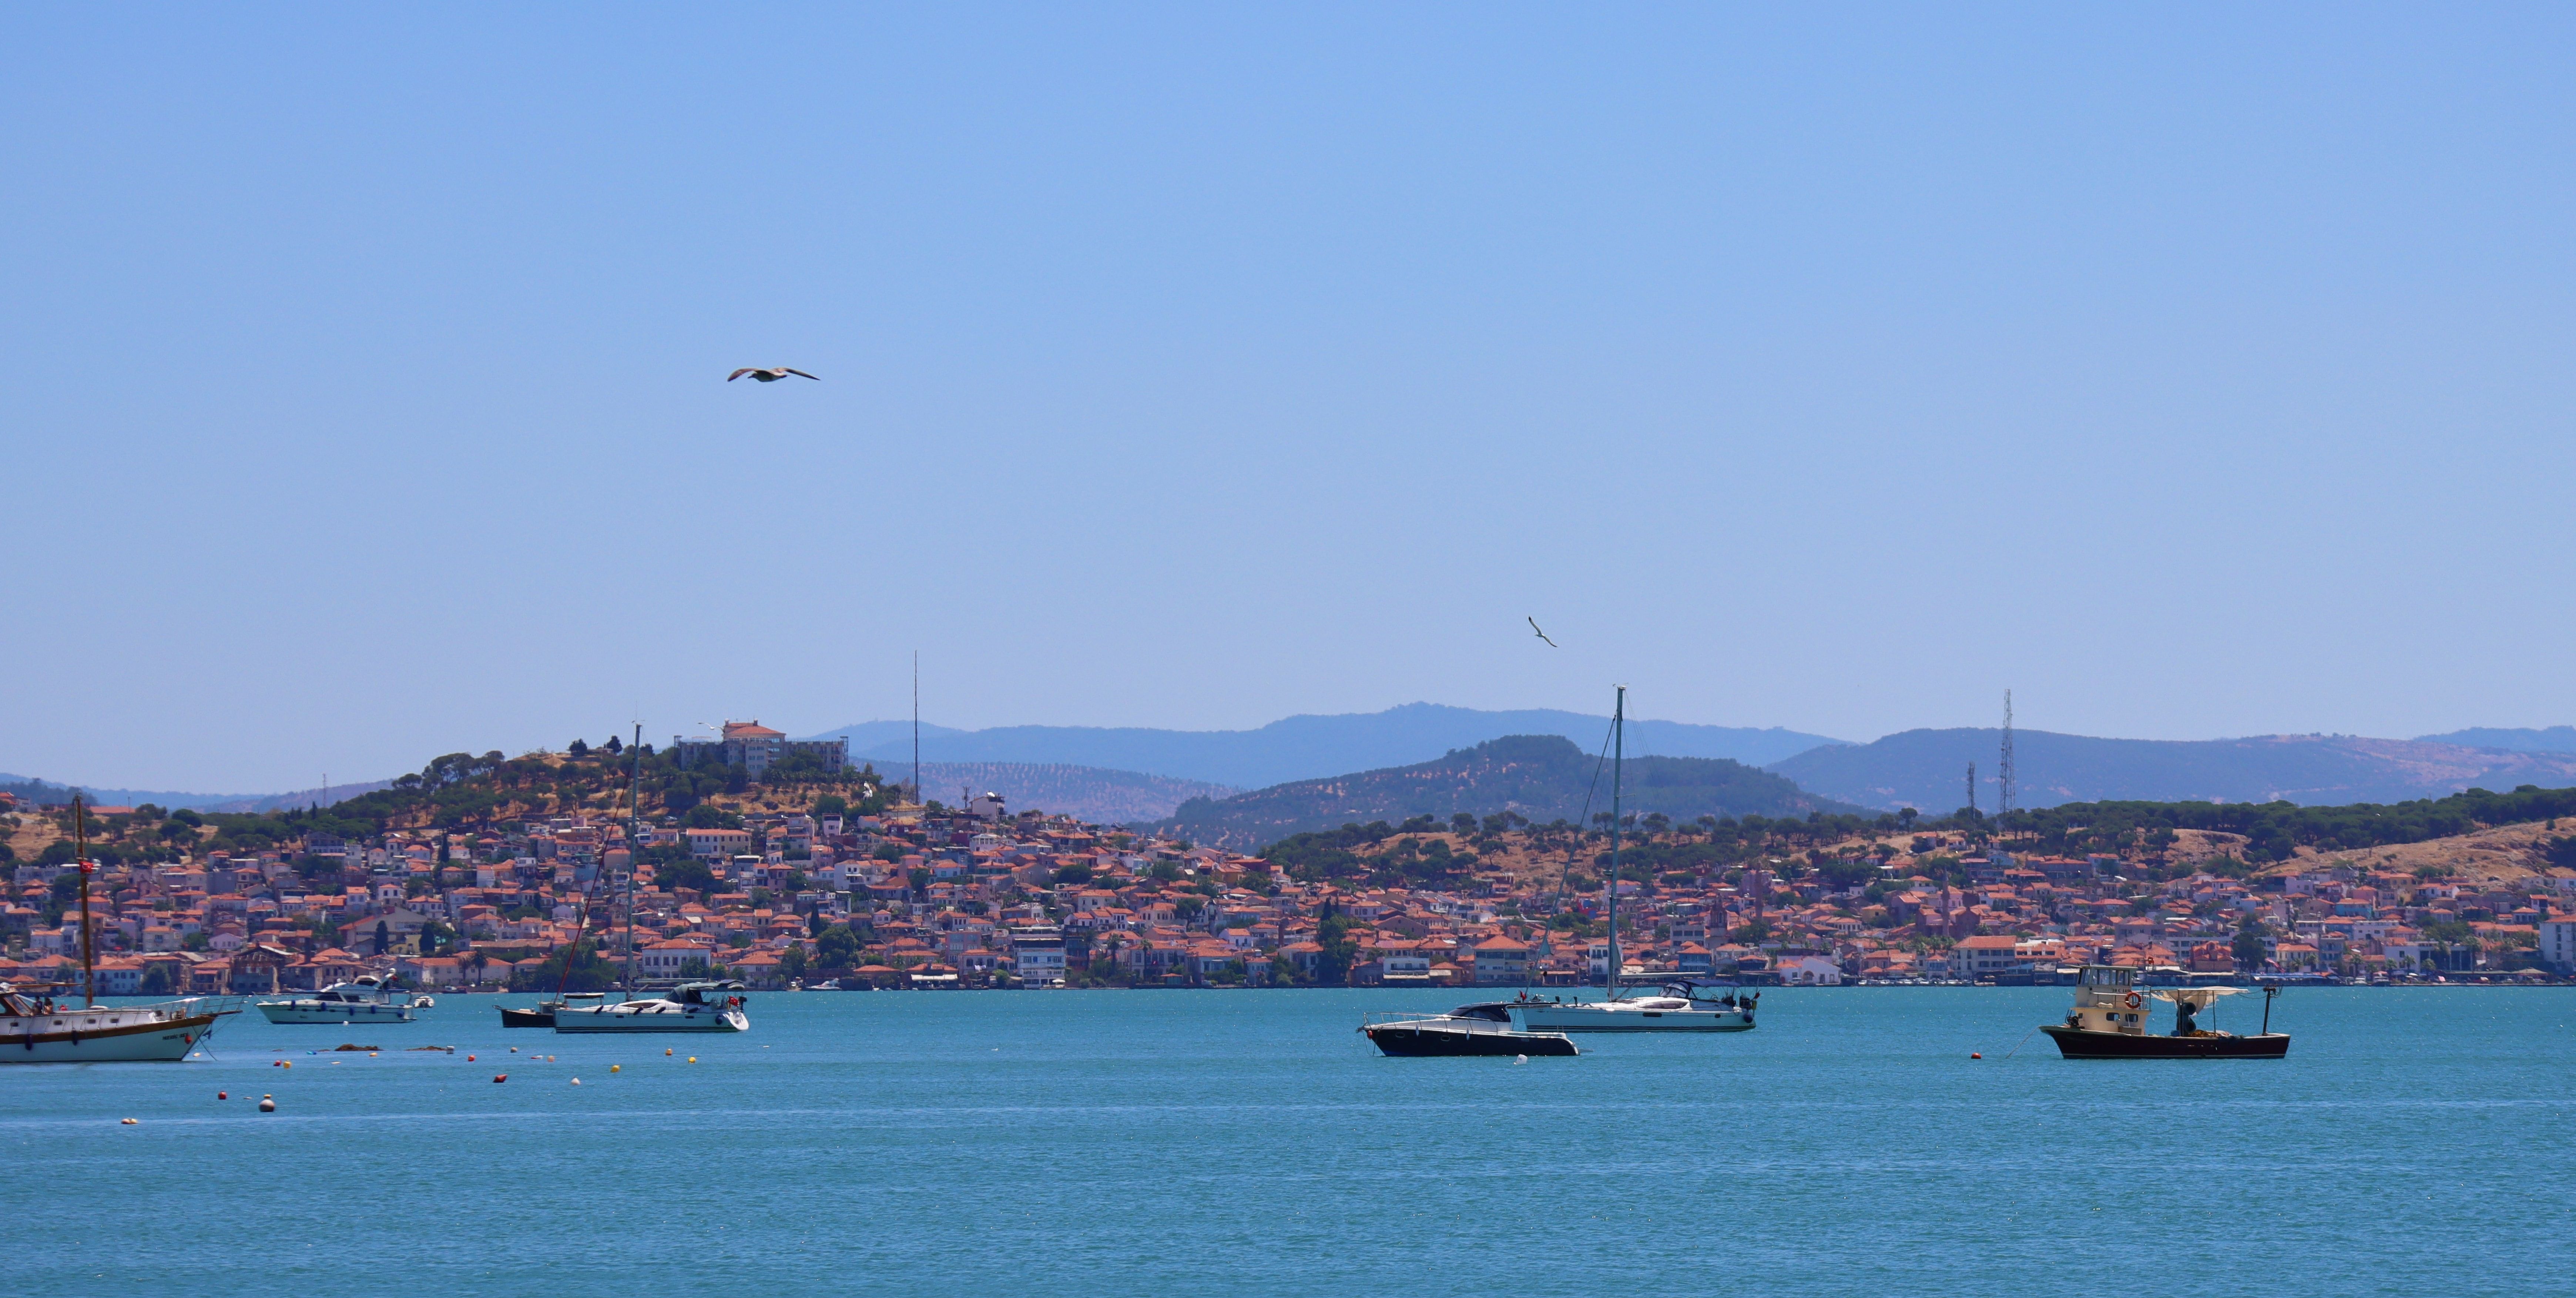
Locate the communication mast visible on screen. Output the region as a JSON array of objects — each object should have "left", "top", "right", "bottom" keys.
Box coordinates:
[
  {"left": 1965, "top": 761, "right": 1977, "bottom": 816},
  {"left": 1998, "top": 690, "right": 2016, "bottom": 819}
]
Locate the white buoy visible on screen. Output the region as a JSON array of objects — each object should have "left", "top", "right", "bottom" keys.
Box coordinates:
[
  {"left": 1514, "top": 1055, "right": 1528, "bottom": 1065},
  {"left": 258, "top": 1095, "right": 276, "bottom": 1112}
]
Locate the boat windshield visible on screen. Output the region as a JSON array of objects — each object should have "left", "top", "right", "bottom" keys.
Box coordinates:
[{"left": 2079, "top": 965, "right": 2136, "bottom": 989}]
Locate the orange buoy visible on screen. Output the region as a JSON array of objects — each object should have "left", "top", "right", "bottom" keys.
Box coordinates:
[
  {"left": 121, "top": 1118, "right": 138, "bottom": 1125},
  {"left": 467, "top": 1054, "right": 476, "bottom": 1061},
  {"left": 218, "top": 1091, "right": 229, "bottom": 1100},
  {"left": 493, "top": 1074, "right": 508, "bottom": 1083},
  {"left": 1971, "top": 1053, "right": 1982, "bottom": 1059}
]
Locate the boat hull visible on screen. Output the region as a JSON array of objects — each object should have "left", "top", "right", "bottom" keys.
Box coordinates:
[
  {"left": 2040, "top": 1026, "right": 2289, "bottom": 1059},
  {"left": 256, "top": 1002, "right": 416, "bottom": 1024},
  {"left": 551, "top": 1005, "right": 748, "bottom": 1033},
  {"left": 498, "top": 1006, "right": 554, "bottom": 1028},
  {"left": 1364, "top": 1024, "right": 1579, "bottom": 1057},
  {"left": 4, "top": 1011, "right": 224, "bottom": 1063}
]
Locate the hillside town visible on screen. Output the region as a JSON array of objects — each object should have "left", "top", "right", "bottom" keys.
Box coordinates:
[{"left": 6, "top": 778, "right": 2576, "bottom": 996}]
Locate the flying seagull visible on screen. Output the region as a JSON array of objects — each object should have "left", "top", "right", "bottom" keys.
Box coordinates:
[
  {"left": 1528, "top": 616, "right": 1558, "bottom": 648},
  {"left": 728, "top": 367, "right": 819, "bottom": 382}
]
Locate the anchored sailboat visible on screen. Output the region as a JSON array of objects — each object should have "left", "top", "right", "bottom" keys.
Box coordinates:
[{"left": 1509, "top": 687, "right": 1758, "bottom": 1034}]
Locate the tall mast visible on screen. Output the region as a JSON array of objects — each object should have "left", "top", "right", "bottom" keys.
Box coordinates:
[
  {"left": 1607, "top": 686, "right": 1623, "bottom": 1003},
  {"left": 75, "top": 796, "right": 96, "bottom": 1008},
  {"left": 624, "top": 722, "right": 642, "bottom": 998},
  {"left": 912, "top": 650, "right": 920, "bottom": 808}
]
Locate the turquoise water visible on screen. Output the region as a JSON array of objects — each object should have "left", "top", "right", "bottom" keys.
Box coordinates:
[{"left": 9, "top": 987, "right": 2573, "bottom": 1296}]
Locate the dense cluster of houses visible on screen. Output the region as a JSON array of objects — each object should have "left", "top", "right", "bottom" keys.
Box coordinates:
[{"left": 7, "top": 799, "right": 2575, "bottom": 996}]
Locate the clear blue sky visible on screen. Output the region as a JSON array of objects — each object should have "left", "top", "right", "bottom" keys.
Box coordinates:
[{"left": 6, "top": 5, "right": 2573, "bottom": 792}]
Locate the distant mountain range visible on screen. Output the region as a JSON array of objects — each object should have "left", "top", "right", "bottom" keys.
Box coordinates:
[
  {"left": 1153, "top": 734, "right": 1862, "bottom": 850},
  {"left": 0, "top": 773, "right": 394, "bottom": 814},
  {"left": 903, "top": 762, "right": 1239, "bottom": 825},
  {"left": 1768, "top": 729, "right": 2576, "bottom": 812},
  {"left": 810, "top": 703, "right": 1847, "bottom": 791},
  {"left": 2415, "top": 726, "right": 2576, "bottom": 753}
]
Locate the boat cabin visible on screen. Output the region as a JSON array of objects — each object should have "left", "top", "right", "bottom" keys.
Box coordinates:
[
  {"left": 666, "top": 980, "right": 747, "bottom": 1006},
  {"left": 307, "top": 977, "right": 411, "bottom": 1006},
  {"left": 2067, "top": 964, "right": 2150, "bottom": 1035}
]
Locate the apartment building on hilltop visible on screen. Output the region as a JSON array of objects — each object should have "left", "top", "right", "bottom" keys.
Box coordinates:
[{"left": 673, "top": 720, "right": 848, "bottom": 778}]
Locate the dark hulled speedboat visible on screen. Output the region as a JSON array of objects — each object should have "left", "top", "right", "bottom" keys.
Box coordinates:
[
  {"left": 2038, "top": 965, "right": 2288, "bottom": 1059},
  {"left": 1362, "top": 1002, "right": 1580, "bottom": 1057}
]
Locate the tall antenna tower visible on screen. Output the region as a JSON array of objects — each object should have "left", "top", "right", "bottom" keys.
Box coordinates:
[
  {"left": 1965, "top": 761, "right": 1977, "bottom": 816},
  {"left": 1998, "top": 690, "right": 2016, "bottom": 819}
]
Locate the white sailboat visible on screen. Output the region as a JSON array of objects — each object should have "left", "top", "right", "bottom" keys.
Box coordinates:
[
  {"left": 548, "top": 725, "right": 753, "bottom": 1035},
  {"left": 1509, "top": 686, "right": 1760, "bottom": 1035},
  {"left": 550, "top": 980, "right": 750, "bottom": 1033},
  {"left": 3, "top": 798, "right": 244, "bottom": 1062}
]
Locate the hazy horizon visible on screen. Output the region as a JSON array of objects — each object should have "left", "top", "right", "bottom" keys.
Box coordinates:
[{"left": 8, "top": 6, "right": 2573, "bottom": 791}]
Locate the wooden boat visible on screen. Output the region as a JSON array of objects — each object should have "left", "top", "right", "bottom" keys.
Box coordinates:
[
  {"left": 2038, "top": 965, "right": 2289, "bottom": 1059},
  {"left": 1361, "top": 1003, "right": 1579, "bottom": 1057},
  {"left": 2, "top": 798, "right": 247, "bottom": 1062}
]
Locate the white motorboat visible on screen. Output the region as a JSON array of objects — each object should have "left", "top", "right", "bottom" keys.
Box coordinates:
[
  {"left": 256, "top": 976, "right": 418, "bottom": 1024},
  {"left": 551, "top": 980, "right": 750, "bottom": 1033},
  {"left": 1509, "top": 978, "right": 1758, "bottom": 1033},
  {"left": 3, "top": 985, "right": 242, "bottom": 1063}
]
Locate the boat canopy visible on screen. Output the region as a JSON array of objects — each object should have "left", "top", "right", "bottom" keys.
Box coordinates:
[
  {"left": 2149, "top": 987, "right": 2249, "bottom": 1010},
  {"left": 1447, "top": 1002, "right": 1514, "bottom": 1022}
]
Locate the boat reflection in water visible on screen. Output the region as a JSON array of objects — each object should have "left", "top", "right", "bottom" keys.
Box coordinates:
[
  {"left": 1361, "top": 1003, "right": 1579, "bottom": 1057},
  {"left": 2038, "top": 964, "right": 2289, "bottom": 1059}
]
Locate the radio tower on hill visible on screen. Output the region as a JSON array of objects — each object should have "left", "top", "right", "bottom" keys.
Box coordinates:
[
  {"left": 1965, "top": 761, "right": 1977, "bottom": 816},
  {"left": 1998, "top": 690, "right": 2016, "bottom": 819}
]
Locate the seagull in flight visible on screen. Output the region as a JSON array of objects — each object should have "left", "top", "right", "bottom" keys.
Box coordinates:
[
  {"left": 1528, "top": 616, "right": 1558, "bottom": 648},
  {"left": 728, "top": 367, "right": 819, "bottom": 383}
]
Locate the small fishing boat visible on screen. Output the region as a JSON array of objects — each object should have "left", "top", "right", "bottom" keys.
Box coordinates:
[
  {"left": 256, "top": 975, "right": 419, "bottom": 1024},
  {"left": 551, "top": 981, "right": 750, "bottom": 1033},
  {"left": 2038, "top": 964, "right": 2289, "bottom": 1059},
  {"left": 1361, "top": 1003, "right": 1580, "bottom": 1057}
]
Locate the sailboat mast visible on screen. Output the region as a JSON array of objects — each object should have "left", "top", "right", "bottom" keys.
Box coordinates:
[
  {"left": 912, "top": 650, "right": 920, "bottom": 808},
  {"left": 75, "top": 796, "right": 96, "bottom": 1008},
  {"left": 1607, "top": 686, "right": 1623, "bottom": 1002},
  {"left": 624, "top": 722, "right": 642, "bottom": 997}
]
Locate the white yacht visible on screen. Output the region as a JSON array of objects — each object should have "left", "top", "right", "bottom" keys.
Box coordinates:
[
  {"left": 255, "top": 976, "right": 419, "bottom": 1024},
  {"left": 1510, "top": 977, "right": 1757, "bottom": 1033},
  {"left": 3, "top": 984, "right": 242, "bottom": 1063},
  {"left": 551, "top": 981, "right": 750, "bottom": 1033}
]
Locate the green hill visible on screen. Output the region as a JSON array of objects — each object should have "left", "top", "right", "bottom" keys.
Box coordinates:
[{"left": 1153, "top": 734, "right": 1859, "bottom": 850}]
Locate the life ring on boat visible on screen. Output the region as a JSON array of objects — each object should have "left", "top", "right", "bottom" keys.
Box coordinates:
[{"left": 2123, "top": 991, "right": 2142, "bottom": 1009}]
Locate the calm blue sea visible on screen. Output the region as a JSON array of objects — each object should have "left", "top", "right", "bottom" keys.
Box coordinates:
[{"left": 7, "top": 986, "right": 2572, "bottom": 1297}]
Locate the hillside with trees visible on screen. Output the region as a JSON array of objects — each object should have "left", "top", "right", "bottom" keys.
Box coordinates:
[{"left": 1154, "top": 734, "right": 1863, "bottom": 851}]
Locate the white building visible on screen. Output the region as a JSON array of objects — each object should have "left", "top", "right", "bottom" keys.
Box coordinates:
[{"left": 2541, "top": 915, "right": 2576, "bottom": 970}]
